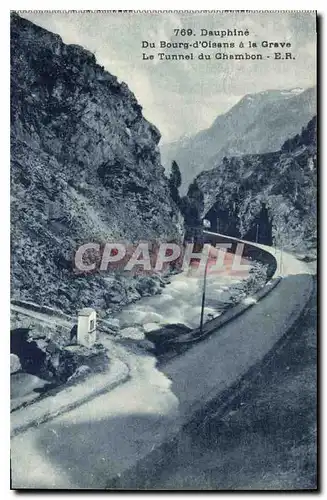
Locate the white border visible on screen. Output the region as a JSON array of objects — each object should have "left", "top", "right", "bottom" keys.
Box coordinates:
[
  {"left": 5, "top": 1, "right": 323, "bottom": 11},
  {"left": 2, "top": 1, "right": 323, "bottom": 498}
]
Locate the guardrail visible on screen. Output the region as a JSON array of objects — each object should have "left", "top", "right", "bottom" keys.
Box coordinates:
[
  {"left": 157, "top": 231, "right": 283, "bottom": 352},
  {"left": 168, "top": 277, "right": 282, "bottom": 347},
  {"left": 203, "top": 230, "right": 278, "bottom": 279},
  {"left": 203, "top": 230, "right": 312, "bottom": 278}
]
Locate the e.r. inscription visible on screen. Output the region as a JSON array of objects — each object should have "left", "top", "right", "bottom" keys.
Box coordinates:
[{"left": 141, "top": 27, "right": 295, "bottom": 62}]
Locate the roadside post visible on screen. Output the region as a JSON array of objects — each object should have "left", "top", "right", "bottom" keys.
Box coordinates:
[
  {"left": 199, "top": 257, "right": 208, "bottom": 335},
  {"left": 200, "top": 219, "right": 211, "bottom": 334},
  {"left": 77, "top": 308, "right": 97, "bottom": 347},
  {"left": 256, "top": 223, "right": 259, "bottom": 243}
]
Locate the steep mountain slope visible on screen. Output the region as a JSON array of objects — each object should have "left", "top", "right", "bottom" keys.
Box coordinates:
[
  {"left": 161, "top": 87, "right": 316, "bottom": 192},
  {"left": 11, "top": 13, "right": 183, "bottom": 314},
  {"left": 194, "top": 117, "right": 317, "bottom": 254}
]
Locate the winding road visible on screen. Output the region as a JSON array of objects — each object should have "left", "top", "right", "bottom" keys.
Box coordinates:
[{"left": 11, "top": 232, "right": 314, "bottom": 489}]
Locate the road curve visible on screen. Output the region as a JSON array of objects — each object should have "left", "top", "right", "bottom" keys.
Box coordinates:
[
  {"left": 203, "top": 230, "right": 311, "bottom": 278},
  {"left": 11, "top": 234, "right": 314, "bottom": 489},
  {"left": 110, "top": 237, "right": 314, "bottom": 489},
  {"left": 160, "top": 232, "right": 313, "bottom": 408}
]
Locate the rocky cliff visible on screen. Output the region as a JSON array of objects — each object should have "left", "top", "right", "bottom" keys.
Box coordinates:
[
  {"left": 194, "top": 117, "right": 317, "bottom": 255},
  {"left": 161, "top": 87, "right": 316, "bottom": 193},
  {"left": 11, "top": 13, "right": 183, "bottom": 315}
]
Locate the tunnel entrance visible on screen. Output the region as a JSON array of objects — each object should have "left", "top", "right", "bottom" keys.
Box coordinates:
[
  {"left": 204, "top": 202, "right": 273, "bottom": 245},
  {"left": 204, "top": 205, "right": 241, "bottom": 238},
  {"left": 243, "top": 203, "right": 273, "bottom": 245}
]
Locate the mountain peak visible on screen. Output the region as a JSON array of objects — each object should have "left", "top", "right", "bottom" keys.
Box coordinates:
[{"left": 160, "top": 86, "right": 316, "bottom": 193}]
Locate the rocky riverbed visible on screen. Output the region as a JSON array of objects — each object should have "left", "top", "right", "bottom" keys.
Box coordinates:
[{"left": 11, "top": 258, "right": 268, "bottom": 409}]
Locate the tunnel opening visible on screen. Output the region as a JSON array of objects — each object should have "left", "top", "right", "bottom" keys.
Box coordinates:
[
  {"left": 243, "top": 203, "right": 273, "bottom": 245},
  {"left": 204, "top": 201, "right": 273, "bottom": 246},
  {"left": 204, "top": 204, "right": 241, "bottom": 238}
]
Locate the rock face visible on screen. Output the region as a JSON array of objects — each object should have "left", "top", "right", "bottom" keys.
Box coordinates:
[
  {"left": 10, "top": 324, "right": 108, "bottom": 384},
  {"left": 11, "top": 13, "right": 183, "bottom": 315},
  {"left": 194, "top": 117, "right": 317, "bottom": 254},
  {"left": 161, "top": 87, "right": 316, "bottom": 193}
]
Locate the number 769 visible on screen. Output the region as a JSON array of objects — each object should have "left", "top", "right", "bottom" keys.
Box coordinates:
[{"left": 173, "top": 29, "right": 194, "bottom": 36}]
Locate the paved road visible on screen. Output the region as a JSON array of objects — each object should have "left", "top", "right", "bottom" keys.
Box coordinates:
[
  {"left": 140, "top": 281, "right": 317, "bottom": 490},
  {"left": 11, "top": 276, "right": 312, "bottom": 488},
  {"left": 11, "top": 235, "right": 314, "bottom": 489}
]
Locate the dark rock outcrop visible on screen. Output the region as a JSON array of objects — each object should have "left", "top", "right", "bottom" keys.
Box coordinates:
[{"left": 11, "top": 13, "right": 183, "bottom": 315}]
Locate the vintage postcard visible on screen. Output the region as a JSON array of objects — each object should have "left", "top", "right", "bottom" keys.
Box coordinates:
[{"left": 10, "top": 10, "right": 317, "bottom": 490}]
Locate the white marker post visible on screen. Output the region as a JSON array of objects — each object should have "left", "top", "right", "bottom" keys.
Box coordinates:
[{"left": 77, "top": 308, "right": 97, "bottom": 348}]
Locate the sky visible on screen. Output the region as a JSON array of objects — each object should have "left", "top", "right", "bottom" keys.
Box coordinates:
[{"left": 20, "top": 11, "right": 316, "bottom": 143}]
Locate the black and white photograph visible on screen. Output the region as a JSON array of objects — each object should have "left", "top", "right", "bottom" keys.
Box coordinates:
[{"left": 10, "top": 8, "right": 317, "bottom": 490}]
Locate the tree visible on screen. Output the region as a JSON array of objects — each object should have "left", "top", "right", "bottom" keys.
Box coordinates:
[
  {"left": 182, "top": 179, "right": 204, "bottom": 242},
  {"left": 168, "top": 160, "right": 182, "bottom": 205}
]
